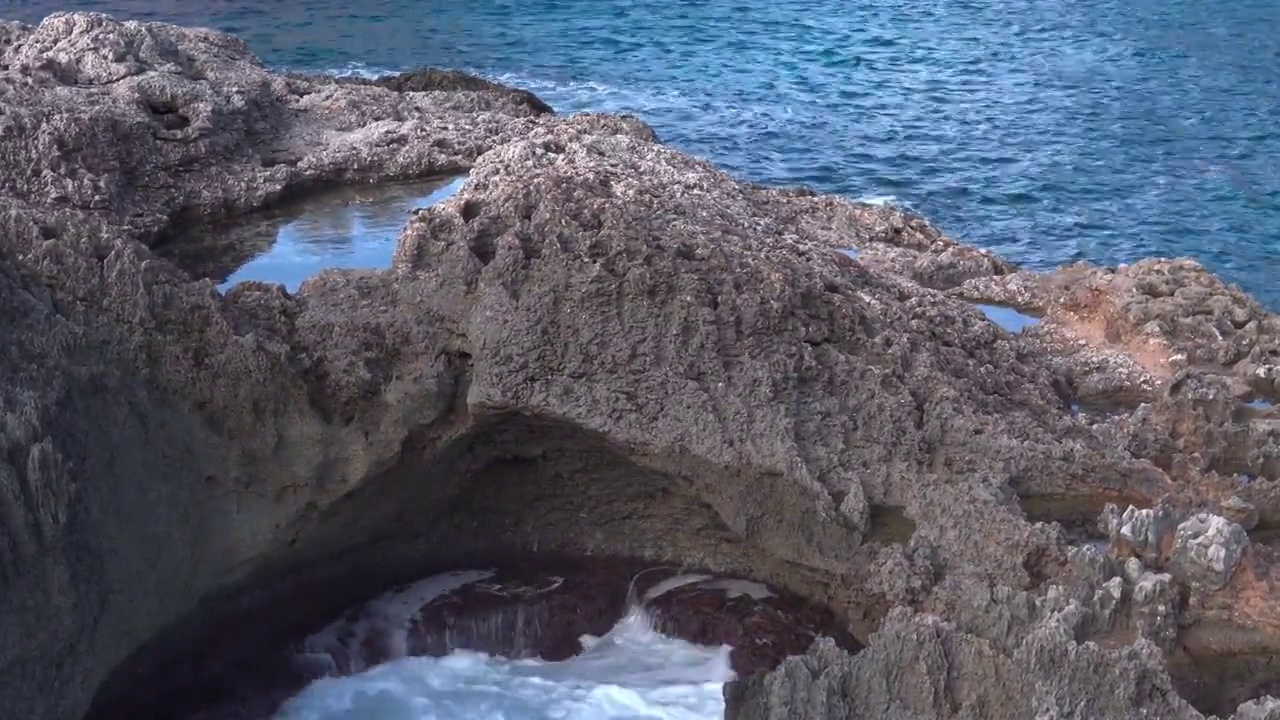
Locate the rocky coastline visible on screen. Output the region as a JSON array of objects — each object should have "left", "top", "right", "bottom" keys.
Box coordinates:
[{"left": 2, "top": 11, "right": 1280, "bottom": 720}]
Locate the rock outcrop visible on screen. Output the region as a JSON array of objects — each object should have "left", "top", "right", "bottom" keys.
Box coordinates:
[{"left": 2, "top": 10, "right": 1280, "bottom": 720}]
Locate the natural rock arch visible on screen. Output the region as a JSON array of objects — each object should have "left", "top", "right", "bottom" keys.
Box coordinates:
[{"left": 81, "top": 411, "right": 864, "bottom": 720}]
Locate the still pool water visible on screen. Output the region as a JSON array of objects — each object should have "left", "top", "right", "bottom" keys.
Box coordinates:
[
  {"left": 156, "top": 177, "right": 464, "bottom": 291},
  {"left": 973, "top": 303, "right": 1042, "bottom": 333}
]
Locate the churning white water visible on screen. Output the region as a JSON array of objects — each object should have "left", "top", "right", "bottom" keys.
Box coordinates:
[{"left": 276, "top": 606, "right": 735, "bottom": 720}]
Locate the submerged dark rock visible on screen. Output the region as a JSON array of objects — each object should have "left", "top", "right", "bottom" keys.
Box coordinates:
[
  {"left": 106, "top": 559, "right": 859, "bottom": 720},
  {"left": 314, "top": 68, "right": 557, "bottom": 115},
  {"left": 300, "top": 560, "right": 858, "bottom": 678},
  {"left": 3, "top": 10, "right": 1280, "bottom": 720}
]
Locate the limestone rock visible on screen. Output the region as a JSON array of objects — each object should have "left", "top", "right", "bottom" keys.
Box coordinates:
[
  {"left": 1236, "top": 697, "right": 1280, "bottom": 720},
  {"left": 2, "top": 10, "right": 1280, "bottom": 720},
  {"left": 1168, "top": 513, "right": 1251, "bottom": 593},
  {"left": 316, "top": 68, "right": 557, "bottom": 115},
  {"left": 1220, "top": 495, "right": 1260, "bottom": 531},
  {"left": 1102, "top": 502, "right": 1181, "bottom": 564},
  {"left": 0, "top": 11, "right": 552, "bottom": 242},
  {"left": 726, "top": 608, "right": 1199, "bottom": 720},
  {"left": 1131, "top": 569, "right": 1179, "bottom": 649}
]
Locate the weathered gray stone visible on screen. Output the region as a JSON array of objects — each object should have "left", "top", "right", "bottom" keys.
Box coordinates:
[
  {"left": 727, "top": 608, "right": 1198, "bottom": 720},
  {"left": 1220, "top": 495, "right": 1260, "bottom": 531},
  {"left": 1102, "top": 501, "right": 1181, "bottom": 564},
  {"left": 2, "top": 10, "right": 1280, "bottom": 720},
  {"left": 1131, "top": 569, "right": 1179, "bottom": 648},
  {"left": 1235, "top": 697, "right": 1280, "bottom": 720},
  {"left": 1168, "top": 513, "right": 1251, "bottom": 593}
]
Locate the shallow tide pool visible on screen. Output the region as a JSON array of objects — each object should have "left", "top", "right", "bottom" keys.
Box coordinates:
[
  {"left": 220, "top": 177, "right": 466, "bottom": 292},
  {"left": 973, "top": 303, "right": 1042, "bottom": 333},
  {"left": 156, "top": 176, "right": 466, "bottom": 292}
]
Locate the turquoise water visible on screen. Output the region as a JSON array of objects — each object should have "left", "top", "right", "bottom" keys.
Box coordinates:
[{"left": 12, "top": 1, "right": 1280, "bottom": 306}]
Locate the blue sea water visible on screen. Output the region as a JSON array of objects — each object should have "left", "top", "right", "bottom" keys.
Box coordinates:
[
  {"left": 9, "top": 1, "right": 1280, "bottom": 306},
  {"left": 217, "top": 176, "right": 465, "bottom": 291}
]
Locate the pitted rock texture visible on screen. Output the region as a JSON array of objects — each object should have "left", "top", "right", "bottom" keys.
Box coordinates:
[
  {"left": 957, "top": 259, "right": 1280, "bottom": 506},
  {"left": 726, "top": 611, "right": 1200, "bottom": 720},
  {"left": 1169, "top": 513, "right": 1251, "bottom": 593},
  {"left": 0, "top": 11, "right": 549, "bottom": 242},
  {"left": 4, "top": 10, "right": 1280, "bottom": 720}
]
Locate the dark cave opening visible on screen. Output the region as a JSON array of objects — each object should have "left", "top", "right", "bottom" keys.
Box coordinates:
[
  {"left": 83, "top": 412, "right": 864, "bottom": 720},
  {"left": 1017, "top": 488, "right": 1166, "bottom": 546},
  {"left": 1168, "top": 625, "right": 1280, "bottom": 717}
]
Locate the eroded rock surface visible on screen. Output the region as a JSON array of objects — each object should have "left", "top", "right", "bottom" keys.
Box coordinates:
[{"left": 3, "top": 10, "right": 1280, "bottom": 720}]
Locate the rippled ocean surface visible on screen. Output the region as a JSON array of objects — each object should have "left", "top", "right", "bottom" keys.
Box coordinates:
[{"left": 11, "top": 0, "right": 1280, "bottom": 305}]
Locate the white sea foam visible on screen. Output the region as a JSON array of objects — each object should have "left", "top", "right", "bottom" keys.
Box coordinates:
[
  {"left": 320, "top": 62, "right": 399, "bottom": 79},
  {"left": 315, "top": 63, "right": 658, "bottom": 118},
  {"left": 277, "top": 606, "right": 734, "bottom": 720},
  {"left": 301, "top": 570, "right": 494, "bottom": 674},
  {"left": 641, "top": 573, "right": 713, "bottom": 602},
  {"left": 318, "top": 63, "right": 785, "bottom": 132},
  {"left": 489, "top": 72, "right": 691, "bottom": 117},
  {"left": 855, "top": 194, "right": 899, "bottom": 206},
  {"left": 640, "top": 573, "right": 774, "bottom": 602}
]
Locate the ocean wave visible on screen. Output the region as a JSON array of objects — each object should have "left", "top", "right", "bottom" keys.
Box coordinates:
[
  {"left": 856, "top": 194, "right": 900, "bottom": 206},
  {"left": 312, "top": 61, "right": 401, "bottom": 78}
]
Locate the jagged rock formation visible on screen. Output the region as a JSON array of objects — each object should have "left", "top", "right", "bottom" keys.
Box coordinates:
[{"left": 2, "top": 10, "right": 1280, "bottom": 720}]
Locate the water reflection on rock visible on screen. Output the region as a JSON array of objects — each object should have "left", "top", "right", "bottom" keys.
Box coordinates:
[
  {"left": 158, "top": 176, "right": 465, "bottom": 291},
  {"left": 972, "top": 302, "right": 1042, "bottom": 333}
]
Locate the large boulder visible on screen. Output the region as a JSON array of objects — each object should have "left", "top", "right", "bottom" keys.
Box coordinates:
[{"left": 2, "top": 10, "right": 1280, "bottom": 720}]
